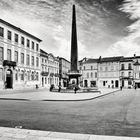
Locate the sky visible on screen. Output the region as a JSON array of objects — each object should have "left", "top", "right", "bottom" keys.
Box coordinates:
[{"left": 0, "top": 0, "right": 138, "bottom": 60}]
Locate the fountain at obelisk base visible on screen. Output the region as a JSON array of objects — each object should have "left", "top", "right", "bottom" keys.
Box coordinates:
[{"left": 67, "top": 5, "right": 82, "bottom": 88}]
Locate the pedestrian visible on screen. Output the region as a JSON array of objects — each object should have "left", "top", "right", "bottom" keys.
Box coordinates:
[
  {"left": 36, "top": 84, "right": 39, "bottom": 89},
  {"left": 120, "top": 86, "right": 122, "bottom": 90},
  {"left": 58, "top": 85, "right": 61, "bottom": 92},
  {"left": 74, "top": 86, "right": 78, "bottom": 94},
  {"left": 135, "top": 85, "right": 137, "bottom": 90}
]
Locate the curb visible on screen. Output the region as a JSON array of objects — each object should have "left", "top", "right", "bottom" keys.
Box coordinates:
[
  {"left": 41, "top": 90, "right": 120, "bottom": 102},
  {"left": 0, "top": 90, "right": 119, "bottom": 102}
]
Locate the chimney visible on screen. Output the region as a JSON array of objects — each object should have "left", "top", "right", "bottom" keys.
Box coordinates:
[{"left": 134, "top": 54, "right": 136, "bottom": 57}]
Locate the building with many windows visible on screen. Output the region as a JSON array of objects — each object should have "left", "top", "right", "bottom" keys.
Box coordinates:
[
  {"left": 0, "top": 19, "right": 41, "bottom": 89},
  {"left": 81, "top": 59, "right": 98, "bottom": 87},
  {"left": 40, "top": 49, "right": 59, "bottom": 88},
  {"left": 98, "top": 56, "right": 121, "bottom": 88},
  {"left": 79, "top": 55, "right": 140, "bottom": 89},
  {"left": 58, "top": 57, "right": 70, "bottom": 87}
]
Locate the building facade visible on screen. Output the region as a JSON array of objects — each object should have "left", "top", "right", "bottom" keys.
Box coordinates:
[
  {"left": 79, "top": 55, "right": 140, "bottom": 89},
  {"left": 59, "top": 57, "right": 70, "bottom": 87},
  {"left": 81, "top": 59, "right": 98, "bottom": 87},
  {"left": 0, "top": 19, "right": 41, "bottom": 89},
  {"left": 40, "top": 49, "right": 59, "bottom": 88},
  {"left": 98, "top": 57, "right": 121, "bottom": 88}
]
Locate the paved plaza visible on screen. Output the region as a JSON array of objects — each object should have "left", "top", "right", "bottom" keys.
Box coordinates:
[{"left": 0, "top": 89, "right": 140, "bottom": 139}]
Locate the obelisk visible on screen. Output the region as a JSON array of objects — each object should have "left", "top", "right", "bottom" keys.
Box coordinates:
[
  {"left": 67, "top": 5, "right": 81, "bottom": 86},
  {"left": 71, "top": 4, "right": 78, "bottom": 72}
]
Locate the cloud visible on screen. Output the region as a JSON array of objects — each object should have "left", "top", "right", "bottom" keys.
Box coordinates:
[
  {"left": 0, "top": 0, "right": 132, "bottom": 60},
  {"left": 108, "top": 0, "right": 140, "bottom": 57}
]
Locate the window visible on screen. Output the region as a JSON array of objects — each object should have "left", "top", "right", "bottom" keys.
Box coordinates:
[
  {"left": 95, "top": 72, "right": 97, "bottom": 78},
  {"left": 91, "top": 72, "right": 93, "bottom": 78},
  {"left": 128, "top": 72, "right": 131, "bottom": 77},
  {"left": 0, "top": 47, "right": 3, "bottom": 63},
  {"left": 42, "top": 58, "right": 44, "bottom": 63},
  {"left": 105, "top": 66, "right": 108, "bottom": 71},
  {"left": 36, "top": 43, "right": 39, "bottom": 51},
  {"left": 26, "top": 54, "right": 30, "bottom": 65},
  {"left": 121, "top": 64, "right": 124, "bottom": 70},
  {"left": 21, "top": 36, "right": 24, "bottom": 45},
  {"left": 14, "top": 51, "right": 18, "bottom": 63},
  {"left": 21, "top": 53, "right": 24, "bottom": 64},
  {"left": 84, "top": 66, "right": 85, "bottom": 70},
  {"left": 121, "top": 72, "right": 124, "bottom": 77},
  {"left": 15, "top": 34, "right": 18, "bottom": 43},
  {"left": 31, "top": 72, "right": 34, "bottom": 80},
  {"left": 111, "top": 65, "right": 114, "bottom": 71},
  {"left": 100, "top": 66, "right": 102, "bottom": 71},
  {"left": 7, "top": 49, "right": 11, "bottom": 61},
  {"left": 7, "top": 30, "right": 12, "bottom": 40},
  {"left": 36, "top": 57, "right": 39, "bottom": 67},
  {"left": 27, "top": 71, "right": 30, "bottom": 81},
  {"left": 87, "top": 73, "right": 89, "bottom": 78},
  {"left": 0, "top": 68, "right": 2, "bottom": 81},
  {"left": 15, "top": 70, "right": 18, "bottom": 81},
  {"left": 91, "top": 66, "right": 93, "bottom": 70},
  {"left": 31, "top": 56, "right": 34, "bottom": 66},
  {"left": 32, "top": 41, "right": 34, "bottom": 50},
  {"left": 36, "top": 72, "right": 39, "bottom": 81},
  {"left": 21, "top": 71, "right": 24, "bottom": 81},
  {"left": 27, "top": 39, "right": 30, "bottom": 48},
  {"left": 0, "top": 27, "right": 4, "bottom": 37},
  {"left": 128, "top": 63, "right": 132, "bottom": 70}
]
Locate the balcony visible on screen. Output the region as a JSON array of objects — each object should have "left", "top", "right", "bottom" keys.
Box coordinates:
[
  {"left": 3, "top": 60, "right": 16, "bottom": 67},
  {"left": 41, "top": 71, "right": 49, "bottom": 76},
  {"left": 120, "top": 76, "right": 133, "bottom": 80}
]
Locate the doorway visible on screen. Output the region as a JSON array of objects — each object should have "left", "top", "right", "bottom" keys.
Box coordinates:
[
  {"left": 115, "top": 80, "right": 119, "bottom": 88},
  {"left": 6, "top": 69, "right": 13, "bottom": 88}
]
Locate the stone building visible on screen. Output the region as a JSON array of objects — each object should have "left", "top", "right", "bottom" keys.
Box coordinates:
[
  {"left": 79, "top": 55, "right": 140, "bottom": 89},
  {"left": 0, "top": 19, "right": 41, "bottom": 89},
  {"left": 98, "top": 56, "right": 121, "bottom": 88},
  {"left": 40, "top": 49, "right": 59, "bottom": 88},
  {"left": 81, "top": 59, "right": 98, "bottom": 87},
  {"left": 120, "top": 57, "right": 133, "bottom": 88},
  {"left": 59, "top": 57, "right": 70, "bottom": 87}
]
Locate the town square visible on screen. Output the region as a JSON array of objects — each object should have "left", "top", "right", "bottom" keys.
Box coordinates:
[{"left": 0, "top": 0, "right": 140, "bottom": 139}]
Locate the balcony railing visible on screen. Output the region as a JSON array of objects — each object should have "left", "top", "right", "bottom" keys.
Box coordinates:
[{"left": 3, "top": 60, "right": 16, "bottom": 67}]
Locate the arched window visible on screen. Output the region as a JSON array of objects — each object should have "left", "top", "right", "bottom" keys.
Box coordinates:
[
  {"left": 31, "top": 72, "right": 34, "bottom": 80},
  {"left": 21, "top": 70, "right": 24, "bottom": 81},
  {"left": 36, "top": 72, "right": 39, "bottom": 81}
]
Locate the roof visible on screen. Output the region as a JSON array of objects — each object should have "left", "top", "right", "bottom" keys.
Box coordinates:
[
  {"left": 59, "top": 57, "right": 70, "bottom": 63},
  {"left": 83, "top": 59, "right": 98, "bottom": 64},
  {"left": 40, "top": 49, "right": 48, "bottom": 57},
  {"left": 0, "top": 19, "right": 42, "bottom": 42},
  {"left": 99, "top": 56, "right": 123, "bottom": 63},
  {"left": 134, "top": 60, "right": 140, "bottom": 66},
  {"left": 120, "top": 57, "right": 133, "bottom": 62}
]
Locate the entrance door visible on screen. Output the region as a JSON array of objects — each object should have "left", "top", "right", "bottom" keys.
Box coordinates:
[
  {"left": 6, "top": 69, "right": 13, "bottom": 88},
  {"left": 42, "top": 77, "right": 44, "bottom": 87},
  {"left": 84, "top": 80, "right": 88, "bottom": 87},
  {"left": 122, "top": 80, "right": 124, "bottom": 87},
  {"left": 115, "top": 80, "right": 119, "bottom": 88}
]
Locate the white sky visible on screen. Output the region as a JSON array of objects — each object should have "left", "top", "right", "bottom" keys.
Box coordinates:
[{"left": 0, "top": 0, "right": 138, "bottom": 60}]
